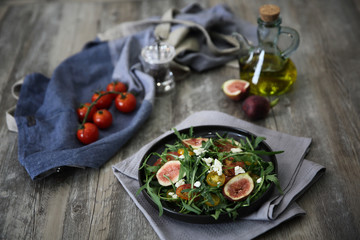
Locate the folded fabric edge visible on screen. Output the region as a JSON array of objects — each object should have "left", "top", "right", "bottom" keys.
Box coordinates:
[{"left": 270, "top": 159, "right": 326, "bottom": 219}]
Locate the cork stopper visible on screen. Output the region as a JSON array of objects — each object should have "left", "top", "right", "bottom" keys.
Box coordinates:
[{"left": 259, "top": 4, "right": 280, "bottom": 22}]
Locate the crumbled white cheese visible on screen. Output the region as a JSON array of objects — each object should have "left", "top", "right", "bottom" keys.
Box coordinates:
[
  {"left": 230, "top": 148, "right": 242, "bottom": 153},
  {"left": 202, "top": 157, "right": 214, "bottom": 166},
  {"left": 178, "top": 155, "right": 185, "bottom": 159},
  {"left": 194, "top": 181, "right": 201, "bottom": 188},
  {"left": 234, "top": 166, "right": 245, "bottom": 175},
  {"left": 210, "top": 159, "right": 223, "bottom": 176},
  {"left": 256, "top": 177, "right": 262, "bottom": 184},
  {"left": 168, "top": 192, "right": 178, "bottom": 199},
  {"left": 175, "top": 178, "right": 186, "bottom": 188},
  {"left": 193, "top": 147, "right": 207, "bottom": 156}
]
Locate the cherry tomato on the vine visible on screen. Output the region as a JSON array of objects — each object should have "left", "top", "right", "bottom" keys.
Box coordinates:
[
  {"left": 92, "top": 91, "right": 113, "bottom": 109},
  {"left": 115, "top": 92, "right": 137, "bottom": 113},
  {"left": 106, "top": 81, "right": 127, "bottom": 99},
  {"left": 77, "top": 103, "right": 97, "bottom": 122},
  {"left": 93, "top": 109, "right": 113, "bottom": 129},
  {"left": 77, "top": 122, "right": 99, "bottom": 145}
]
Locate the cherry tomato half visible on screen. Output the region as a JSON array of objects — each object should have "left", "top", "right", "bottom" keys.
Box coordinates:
[
  {"left": 177, "top": 148, "right": 194, "bottom": 156},
  {"left": 176, "top": 184, "right": 193, "bottom": 200},
  {"left": 205, "top": 193, "right": 221, "bottom": 207},
  {"left": 106, "top": 81, "right": 127, "bottom": 99},
  {"left": 206, "top": 171, "right": 226, "bottom": 187},
  {"left": 93, "top": 109, "right": 113, "bottom": 129},
  {"left": 115, "top": 92, "right": 137, "bottom": 113},
  {"left": 92, "top": 91, "right": 113, "bottom": 109},
  {"left": 77, "top": 103, "right": 97, "bottom": 122},
  {"left": 77, "top": 122, "right": 99, "bottom": 145}
]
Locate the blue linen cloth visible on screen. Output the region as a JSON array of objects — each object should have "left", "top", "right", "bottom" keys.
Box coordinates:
[{"left": 15, "top": 3, "right": 255, "bottom": 179}]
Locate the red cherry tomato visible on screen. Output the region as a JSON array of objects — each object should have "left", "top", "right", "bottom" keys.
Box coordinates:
[
  {"left": 77, "top": 103, "right": 97, "bottom": 122},
  {"left": 176, "top": 184, "right": 192, "bottom": 200},
  {"left": 106, "top": 81, "right": 127, "bottom": 99},
  {"left": 77, "top": 123, "right": 99, "bottom": 145},
  {"left": 115, "top": 92, "right": 137, "bottom": 113},
  {"left": 93, "top": 109, "right": 113, "bottom": 129},
  {"left": 92, "top": 91, "right": 113, "bottom": 109}
]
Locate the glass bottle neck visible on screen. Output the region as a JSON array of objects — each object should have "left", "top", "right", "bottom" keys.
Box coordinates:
[{"left": 257, "top": 17, "right": 282, "bottom": 51}]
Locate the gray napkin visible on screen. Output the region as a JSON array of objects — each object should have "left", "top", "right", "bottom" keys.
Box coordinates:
[{"left": 113, "top": 111, "right": 325, "bottom": 240}]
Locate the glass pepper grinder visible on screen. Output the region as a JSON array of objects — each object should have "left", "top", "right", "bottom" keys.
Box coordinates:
[
  {"left": 235, "top": 4, "right": 300, "bottom": 96},
  {"left": 141, "top": 40, "right": 176, "bottom": 94}
]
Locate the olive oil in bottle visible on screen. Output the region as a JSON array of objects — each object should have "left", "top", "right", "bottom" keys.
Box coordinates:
[
  {"left": 237, "top": 4, "right": 299, "bottom": 96},
  {"left": 240, "top": 53, "right": 297, "bottom": 96}
]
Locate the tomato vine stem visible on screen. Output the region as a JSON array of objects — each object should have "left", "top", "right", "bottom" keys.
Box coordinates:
[{"left": 79, "top": 91, "right": 122, "bottom": 129}]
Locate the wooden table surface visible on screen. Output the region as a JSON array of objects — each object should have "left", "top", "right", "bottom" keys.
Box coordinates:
[{"left": 1, "top": 0, "right": 359, "bottom": 239}]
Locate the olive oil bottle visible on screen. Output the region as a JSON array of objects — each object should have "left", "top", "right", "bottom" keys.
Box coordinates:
[{"left": 236, "top": 4, "right": 299, "bottom": 96}]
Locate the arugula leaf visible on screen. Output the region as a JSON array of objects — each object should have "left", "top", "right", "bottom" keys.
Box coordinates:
[
  {"left": 253, "top": 136, "right": 266, "bottom": 149},
  {"left": 172, "top": 128, "right": 183, "bottom": 140},
  {"left": 182, "top": 202, "right": 202, "bottom": 214},
  {"left": 266, "top": 174, "right": 283, "bottom": 194}
]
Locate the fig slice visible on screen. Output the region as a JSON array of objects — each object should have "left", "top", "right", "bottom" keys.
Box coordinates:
[
  {"left": 156, "top": 160, "right": 184, "bottom": 186},
  {"left": 222, "top": 79, "right": 250, "bottom": 101},
  {"left": 223, "top": 172, "right": 254, "bottom": 201},
  {"left": 182, "top": 137, "right": 208, "bottom": 149}
]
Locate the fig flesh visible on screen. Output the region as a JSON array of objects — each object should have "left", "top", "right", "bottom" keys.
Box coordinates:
[
  {"left": 223, "top": 173, "right": 254, "bottom": 201},
  {"left": 242, "top": 96, "right": 278, "bottom": 120},
  {"left": 222, "top": 79, "right": 250, "bottom": 101},
  {"left": 182, "top": 138, "right": 208, "bottom": 149},
  {"left": 156, "top": 160, "right": 184, "bottom": 186}
]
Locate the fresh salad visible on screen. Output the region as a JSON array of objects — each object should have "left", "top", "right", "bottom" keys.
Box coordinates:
[{"left": 139, "top": 128, "right": 283, "bottom": 220}]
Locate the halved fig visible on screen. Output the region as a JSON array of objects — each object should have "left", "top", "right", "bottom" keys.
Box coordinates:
[
  {"left": 156, "top": 160, "right": 184, "bottom": 186},
  {"left": 182, "top": 138, "right": 208, "bottom": 149},
  {"left": 223, "top": 173, "right": 254, "bottom": 201},
  {"left": 222, "top": 79, "right": 250, "bottom": 101}
]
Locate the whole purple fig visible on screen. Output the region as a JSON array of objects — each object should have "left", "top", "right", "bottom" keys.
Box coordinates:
[{"left": 242, "top": 96, "right": 278, "bottom": 120}]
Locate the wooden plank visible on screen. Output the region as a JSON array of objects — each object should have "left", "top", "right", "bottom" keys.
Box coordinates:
[{"left": 0, "top": 0, "right": 359, "bottom": 239}]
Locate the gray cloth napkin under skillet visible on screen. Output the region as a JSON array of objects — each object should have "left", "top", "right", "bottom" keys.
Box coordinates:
[{"left": 113, "top": 111, "right": 325, "bottom": 240}]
